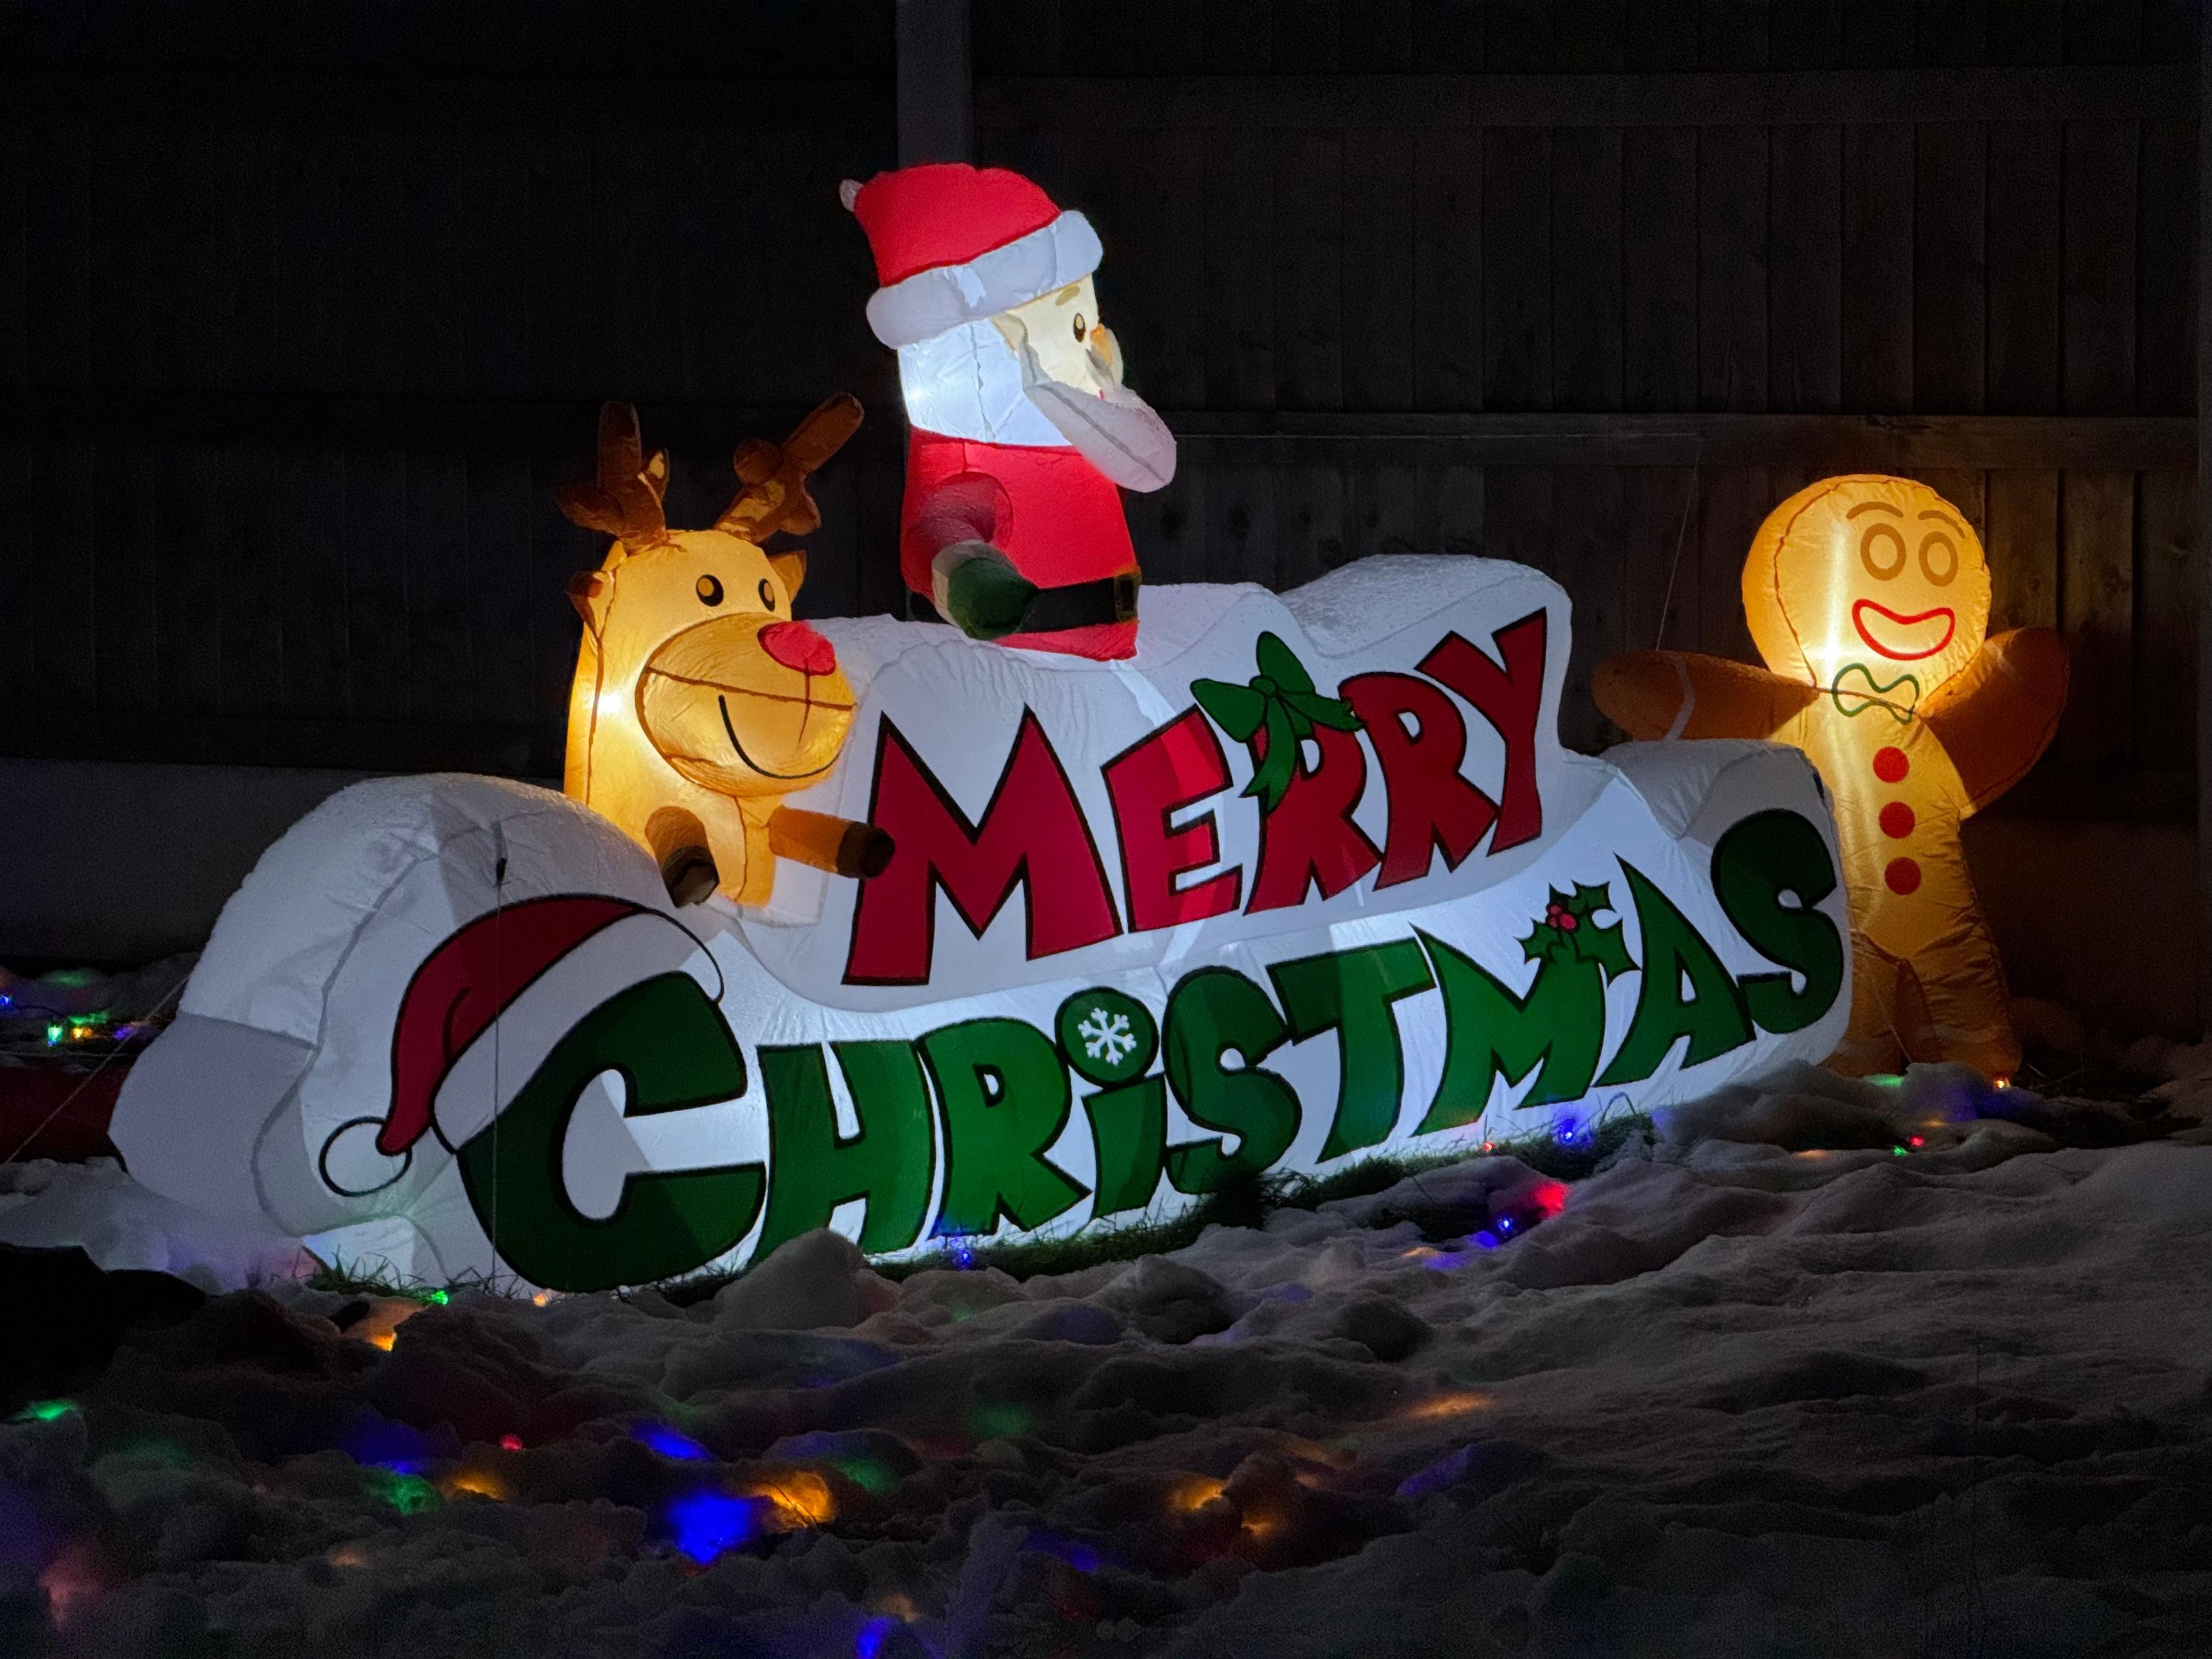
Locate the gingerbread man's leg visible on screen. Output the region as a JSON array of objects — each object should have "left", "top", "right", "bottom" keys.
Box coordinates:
[
  {"left": 1895, "top": 918, "right": 2022, "bottom": 1081},
  {"left": 1830, "top": 934, "right": 1906, "bottom": 1077}
]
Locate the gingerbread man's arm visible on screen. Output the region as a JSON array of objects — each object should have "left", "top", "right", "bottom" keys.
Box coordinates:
[
  {"left": 1919, "top": 628, "right": 2069, "bottom": 816},
  {"left": 1593, "top": 651, "right": 1820, "bottom": 741}
]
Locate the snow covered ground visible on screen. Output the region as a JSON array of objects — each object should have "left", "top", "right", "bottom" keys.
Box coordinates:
[{"left": 9, "top": 1063, "right": 2212, "bottom": 1657}]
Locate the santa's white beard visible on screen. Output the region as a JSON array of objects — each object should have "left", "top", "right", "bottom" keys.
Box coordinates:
[{"left": 896, "top": 321, "right": 1178, "bottom": 491}]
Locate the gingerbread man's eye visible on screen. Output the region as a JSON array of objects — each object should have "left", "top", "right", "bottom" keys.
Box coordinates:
[
  {"left": 696, "top": 575, "right": 724, "bottom": 606},
  {"left": 1919, "top": 533, "right": 1958, "bottom": 586},
  {"left": 1859, "top": 524, "right": 1907, "bottom": 581}
]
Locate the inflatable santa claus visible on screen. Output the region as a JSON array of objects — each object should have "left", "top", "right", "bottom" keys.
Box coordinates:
[{"left": 843, "top": 164, "right": 1176, "bottom": 660}]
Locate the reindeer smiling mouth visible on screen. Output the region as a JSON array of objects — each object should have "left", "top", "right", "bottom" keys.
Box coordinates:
[{"left": 717, "top": 689, "right": 850, "bottom": 780}]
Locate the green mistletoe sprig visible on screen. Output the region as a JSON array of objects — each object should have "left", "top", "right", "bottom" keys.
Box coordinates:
[
  {"left": 1191, "top": 632, "right": 1365, "bottom": 814},
  {"left": 1522, "top": 882, "right": 1634, "bottom": 980}
]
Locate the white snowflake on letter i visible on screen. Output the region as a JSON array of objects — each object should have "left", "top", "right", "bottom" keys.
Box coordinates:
[{"left": 1077, "top": 1007, "right": 1137, "bottom": 1066}]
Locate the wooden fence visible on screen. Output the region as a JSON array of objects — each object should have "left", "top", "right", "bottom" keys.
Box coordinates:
[{"left": 0, "top": 0, "right": 2200, "bottom": 816}]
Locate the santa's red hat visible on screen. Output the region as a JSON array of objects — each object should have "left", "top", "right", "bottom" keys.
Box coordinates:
[
  {"left": 843, "top": 164, "right": 1102, "bottom": 349},
  {"left": 374, "top": 895, "right": 719, "bottom": 1157}
]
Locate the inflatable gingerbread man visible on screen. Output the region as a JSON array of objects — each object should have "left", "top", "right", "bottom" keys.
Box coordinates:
[{"left": 1594, "top": 475, "right": 2068, "bottom": 1080}]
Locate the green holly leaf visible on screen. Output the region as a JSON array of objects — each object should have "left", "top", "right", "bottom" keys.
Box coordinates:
[
  {"left": 1520, "top": 880, "right": 1636, "bottom": 981},
  {"left": 1191, "top": 632, "right": 1366, "bottom": 817}
]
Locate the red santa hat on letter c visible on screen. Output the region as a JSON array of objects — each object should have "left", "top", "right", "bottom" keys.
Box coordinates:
[{"left": 843, "top": 164, "right": 1175, "bottom": 662}]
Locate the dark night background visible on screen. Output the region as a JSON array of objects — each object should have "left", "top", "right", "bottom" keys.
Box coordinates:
[{"left": 0, "top": 0, "right": 2202, "bottom": 1022}]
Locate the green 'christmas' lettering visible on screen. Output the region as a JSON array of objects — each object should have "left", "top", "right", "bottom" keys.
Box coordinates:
[
  {"left": 1162, "top": 967, "right": 1303, "bottom": 1194},
  {"left": 1711, "top": 810, "right": 1846, "bottom": 1034},
  {"left": 918, "top": 1017, "right": 1088, "bottom": 1237},
  {"left": 456, "top": 972, "right": 763, "bottom": 1293},
  {"left": 1270, "top": 940, "right": 1434, "bottom": 1158},
  {"left": 1597, "top": 859, "right": 1754, "bottom": 1084},
  {"left": 1416, "top": 882, "right": 1632, "bottom": 1131},
  {"left": 754, "top": 1041, "right": 937, "bottom": 1258}
]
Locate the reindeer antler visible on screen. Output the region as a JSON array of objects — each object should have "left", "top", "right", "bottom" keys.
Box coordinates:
[
  {"left": 555, "top": 402, "right": 671, "bottom": 548},
  {"left": 714, "top": 393, "right": 865, "bottom": 542}
]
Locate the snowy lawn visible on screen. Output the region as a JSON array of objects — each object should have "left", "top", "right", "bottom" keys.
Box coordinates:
[{"left": 7, "top": 1063, "right": 2212, "bottom": 1658}]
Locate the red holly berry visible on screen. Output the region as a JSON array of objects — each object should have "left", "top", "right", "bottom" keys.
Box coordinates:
[{"left": 1557, "top": 912, "right": 1578, "bottom": 931}]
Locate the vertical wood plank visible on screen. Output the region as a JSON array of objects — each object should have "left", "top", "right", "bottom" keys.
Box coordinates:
[
  {"left": 281, "top": 448, "right": 351, "bottom": 721},
  {"left": 1206, "top": 124, "right": 1275, "bottom": 410},
  {"left": 2063, "top": 0, "right": 2143, "bottom": 63},
  {"left": 89, "top": 446, "right": 150, "bottom": 716},
  {"left": 1414, "top": 128, "right": 1484, "bottom": 411},
  {"left": 1768, "top": 0, "right": 1843, "bottom": 66},
  {"left": 1277, "top": 464, "right": 1347, "bottom": 590},
  {"left": 2060, "top": 469, "right": 2136, "bottom": 766},
  {"left": 1551, "top": 127, "right": 1624, "bottom": 412},
  {"left": 1842, "top": 122, "right": 1914, "bottom": 412},
  {"left": 2063, "top": 122, "right": 2139, "bottom": 413},
  {"left": 0, "top": 448, "right": 32, "bottom": 706},
  {"left": 165, "top": 450, "right": 227, "bottom": 716},
  {"left": 1342, "top": 128, "right": 1416, "bottom": 412},
  {"left": 1986, "top": 469, "right": 2062, "bottom": 630},
  {"left": 1699, "top": 0, "right": 1770, "bottom": 68},
  {"left": 1699, "top": 126, "right": 1769, "bottom": 410},
  {"left": 404, "top": 449, "right": 475, "bottom": 724},
  {"left": 1768, "top": 124, "right": 1842, "bottom": 412},
  {"left": 1206, "top": 461, "right": 1279, "bottom": 587},
  {"left": 1988, "top": 0, "right": 2065, "bottom": 62},
  {"left": 1623, "top": 467, "right": 1701, "bottom": 653},
  {"left": 1622, "top": 128, "right": 1698, "bottom": 411},
  {"left": 2136, "top": 469, "right": 2195, "bottom": 768},
  {"left": 221, "top": 445, "right": 285, "bottom": 720},
  {"left": 1986, "top": 123, "right": 2063, "bottom": 413},
  {"left": 1697, "top": 467, "right": 1766, "bottom": 660},
  {"left": 1483, "top": 128, "right": 1552, "bottom": 410},
  {"left": 468, "top": 448, "right": 540, "bottom": 726},
  {"left": 1625, "top": 0, "right": 1702, "bottom": 69},
  {"left": 1273, "top": 129, "right": 1344, "bottom": 412},
  {"left": 2137, "top": 116, "right": 2197, "bottom": 416},
  {"left": 344, "top": 449, "right": 411, "bottom": 723},
  {"left": 1913, "top": 122, "right": 1986, "bottom": 411},
  {"left": 1427, "top": 461, "right": 1484, "bottom": 556},
  {"left": 1482, "top": 467, "right": 1555, "bottom": 581}
]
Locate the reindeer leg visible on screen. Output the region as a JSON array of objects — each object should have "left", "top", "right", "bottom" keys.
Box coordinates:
[
  {"left": 645, "top": 806, "right": 720, "bottom": 906},
  {"left": 768, "top": 806, "right": 895, "bottom": 880}
]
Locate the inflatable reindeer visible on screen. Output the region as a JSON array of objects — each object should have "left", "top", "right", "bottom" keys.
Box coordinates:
[{"left": 556, "top": 397, "right": 891, "bottom": 907}]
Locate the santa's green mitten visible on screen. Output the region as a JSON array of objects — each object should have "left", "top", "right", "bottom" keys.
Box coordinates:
[{"left": 931, "top": 540, "right": 1036, "bottom": 641}]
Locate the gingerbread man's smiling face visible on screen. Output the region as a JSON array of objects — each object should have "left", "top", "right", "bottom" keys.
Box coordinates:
[{"left": 1743, "top": 475, "right": 1992, "bottom": 709}]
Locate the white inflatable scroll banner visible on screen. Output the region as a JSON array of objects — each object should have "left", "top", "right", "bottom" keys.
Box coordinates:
[{"left": 114, "top": 558, "right": 1851, "bottom": 1292}]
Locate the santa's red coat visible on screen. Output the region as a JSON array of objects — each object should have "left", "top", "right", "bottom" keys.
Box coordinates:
[{"left": 901, "top": 429, "right": 1138, "bottom": 661}]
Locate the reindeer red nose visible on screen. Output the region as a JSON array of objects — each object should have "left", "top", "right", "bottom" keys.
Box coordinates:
[{"left": 759, "top": 620, "right": 838, "bottom": 676}]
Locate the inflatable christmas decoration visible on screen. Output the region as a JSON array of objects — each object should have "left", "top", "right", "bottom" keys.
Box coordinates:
[
  {"left": 556, "top": 398, "right": 890, "bottom": 907},
  {"left": 843, "top": 164, "right": 1175, "bottom": 658},
  {"left": 1594, "top": 475, "right": 2067, "bottom": 1080},
  {"left": 116, "top": 535, "right": 1855, "bottom": 1293}
]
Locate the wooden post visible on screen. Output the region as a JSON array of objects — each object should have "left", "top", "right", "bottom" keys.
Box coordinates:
[
  {"left": 2200, "top": 7, "right": 2212, "bottom": 1033},
  {"left": 897, "top": 0, "right": 971, "bottom": 166}
]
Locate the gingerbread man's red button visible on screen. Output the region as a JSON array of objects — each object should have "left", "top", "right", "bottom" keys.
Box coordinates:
[
  {"left": 1878, "top": 802, "right": 1915, "bottom": 839},
  {"left": 1884, "top": 857, "right": 1922, "bottom": 895},
  {"left": 1873, "top": 746, "right": 1908, "bottom": 783}
]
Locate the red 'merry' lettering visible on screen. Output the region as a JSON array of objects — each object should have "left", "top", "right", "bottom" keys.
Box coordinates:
[
  {"left": 1342, "top": 672, "right": 1498, "bottom": 888},
  {"left": 845, "top": 712, "right": 1121, "bottom": 984},
  {"left": 1102, "top": 707, "right": 1242, "bottom": 931},
  {"left": 1247, "top": 725, "right": 1382, "bottom": 913},
  {"left": 1417, "top": 610, "right": 1547, "bottom": 852}
]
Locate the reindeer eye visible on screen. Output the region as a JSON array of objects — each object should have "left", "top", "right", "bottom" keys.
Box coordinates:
[
  {"left": 759, "top": 578, "right": 776, "bottom": 611},
  {"left": 696, "top": 575, "right": 723, "bottom": 607},
  {"left": 1071, "top": 313, "right": 1086, "bottom": 343}
]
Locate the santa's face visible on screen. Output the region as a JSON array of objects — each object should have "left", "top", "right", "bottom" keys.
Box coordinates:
[{"left": 994, "top": 276, "right": 1121, "bottom": 391}]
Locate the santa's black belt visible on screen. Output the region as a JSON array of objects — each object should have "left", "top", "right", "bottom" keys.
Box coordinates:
[{"left": 1017, "top": 569, "right": 1140, "bottom": 634}]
